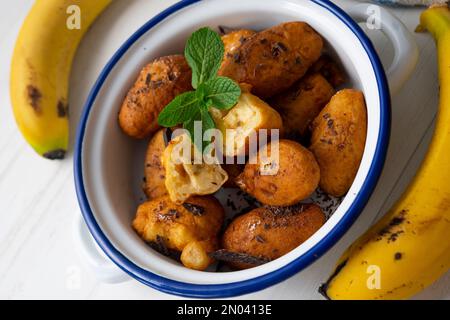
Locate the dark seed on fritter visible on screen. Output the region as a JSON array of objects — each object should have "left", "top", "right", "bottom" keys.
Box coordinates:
[
  {"left": 148, "top": 235, "right": 181, "bottom": 261},
  {"left": 158, "top": 209, "right": 179, "bottom": 221},
  {"left": 150, "top": 80, "right": 164, "bottom": 89},
  {"left": 145, "top": 73, "right": 151, "bottom": 86},
  {"left": 167, "top": 209, "right": 180, "bottom": 218},
  {"left": 271, "top": 42, "right": 287, "bottom": 57},
  {"left": 327, "top": 119, "right": 334, "bottom": 128},
  {"left": 182, "top": 203, "right": 205, "bottom": 216},
  {"left": 255, "top": 235, "right": 266, "bottom": 243},
  {"left": 233, "top": 53, "right": 242, "bottom": 64},
  {"left": 209, "top": 249, "right": 270, "bottom": 266},
  {"left": 168, "top": 72, "right": 176, "bottom": 81},
  {"left": 277, "top": 42, "right": 288, "bottom": 51}
]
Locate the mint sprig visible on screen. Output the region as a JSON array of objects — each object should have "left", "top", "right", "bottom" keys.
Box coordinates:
[{"left": 157, "top": 27, "right": 241, "bottom": 151}]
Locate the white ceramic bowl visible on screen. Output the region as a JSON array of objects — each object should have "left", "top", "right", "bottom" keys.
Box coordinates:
[{"left": 74, "top": 0, "right": 417, "bottom": 297}]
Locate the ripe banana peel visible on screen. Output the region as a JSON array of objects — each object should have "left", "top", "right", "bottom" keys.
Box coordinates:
[
  {"left": 10, "top": 0, "right": 111, "bottom": 159},
  {"left": 320, "top": 4, "right": 450, "bottom": 300}
]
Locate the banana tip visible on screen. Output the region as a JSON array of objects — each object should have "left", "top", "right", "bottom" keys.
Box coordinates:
[
  {"left": 43, "top": 149, "right": 66, "bottom": 160},
  {"left": 317, "top": 259, "right": 348, "bottom": 300}
]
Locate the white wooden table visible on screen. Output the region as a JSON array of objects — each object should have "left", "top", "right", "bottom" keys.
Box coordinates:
[{"left": 0, "top": 0, "right": 448, "bottom": 300}]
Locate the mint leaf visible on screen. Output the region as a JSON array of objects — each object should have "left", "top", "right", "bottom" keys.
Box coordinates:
[
  {"left": 200, "top": 108, "right": 216, "bottom": 134},
  {"left": 183, "top": 110, "right": 202, "bottom": 152},
  {"left": 183, "top": 107, "right": 216, "bottom": 152},
  {"left": 202, "top": 77, "right": 241, "bottom": 109},
  {"left": 185, "top": 27, "right": 224, "bottom": 89},
  {"left": 199, "top": 108, "right": 216, "bottom": 151},
  {"left": 157, "top": 91, "right": 200, "bottom": 127}
]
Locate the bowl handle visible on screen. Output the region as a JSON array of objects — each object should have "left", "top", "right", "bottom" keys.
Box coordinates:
[
  {"left": 73, "top": 213, "right": 130, "bottom": 284},
  {"left": 347, "top": 3, "right": 418, "bottom": 95}
]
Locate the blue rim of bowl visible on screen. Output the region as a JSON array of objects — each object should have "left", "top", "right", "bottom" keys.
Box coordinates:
[{"left": 74, "top": 0, "right": 391, "bottom": 298}]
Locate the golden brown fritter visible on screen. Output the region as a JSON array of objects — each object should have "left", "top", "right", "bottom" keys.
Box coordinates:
[
  {"left": 119, "top": 55, "right": 192, "bottom": 139},
  {"left": 222, "top": 204, "right": 325, "bottom": 269},
  {"left": 132, "top": 195, "right": 224, "bottom": 270},
  {"left": 218, "top": 22, "right": 323, "bottom": 98},
  {"left": 309, "top": 54, "right": 346, "bottom": 88},
  {"left": 143, "top": 129, "right": 168, "bottom": 200},
  {"left": 270, "top": 73, "right": 335, "bottom": 138},
  {"left": 236, "top": 139, "right": 320, "bottom": 206},
  {"left": 310, "top": 89, "right": 367, "bottom": 197}
]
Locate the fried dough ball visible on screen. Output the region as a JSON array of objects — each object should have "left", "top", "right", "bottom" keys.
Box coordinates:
[
  {"left": 236, "top": 139, "right": 320, "bottom": 206},
  {"left": 270, "top": 73, "right": 335, "bottom": 138},
  {"left": 222, "top": 204, "right": 325, "bottom": 269},
  {"left": 143, "top": 129, "right": 168, "bottom": 199},
  {"left": 218, "top": 22, "right": 323, "bottom": 98},
  {"left": 132, "top": 195, "right": 224, "bottom": 270},
  {"left": 309, "top": 54, "right": 346, "bottom": 88},
  {"left": 119, "top": 55, "right": 192, "bottom": 138},
  {"left": 310, "top": 89, "right": 367, "bottom": 197}
]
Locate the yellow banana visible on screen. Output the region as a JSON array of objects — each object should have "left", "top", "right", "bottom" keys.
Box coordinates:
[
  {"left": 10, "top": 0, "right": 111, "bottom": 159},
  {"left": 320, "top": 4, "right": 450, "bottom": 300}
]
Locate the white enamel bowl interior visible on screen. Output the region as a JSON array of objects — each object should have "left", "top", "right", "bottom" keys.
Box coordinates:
[{"left": 81, "top": 0, "right": 381, "bottom": 285}]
